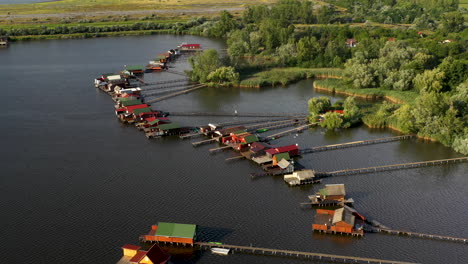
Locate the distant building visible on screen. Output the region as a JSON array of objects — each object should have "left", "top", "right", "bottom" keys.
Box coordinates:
[
  {"left": 141, "top": 222, "right": 197, "bottom": 245},
  {"left": 0, "top": 36, "right": 8, "bottom": 46},
  {"left": 308, "top": 184, "right": 354, "bottom": 207},
  {"left": 312, "top": 206, "right": 365, "bottom": 236},
  {"left": 345, "top": 38, "right": 357, "bottom": 48},
  {"left": 119, "top": 244, "right": 169, "bottom": 264},
  {"left": 284, "top": 169, "right": 315, "bottom": 186}
]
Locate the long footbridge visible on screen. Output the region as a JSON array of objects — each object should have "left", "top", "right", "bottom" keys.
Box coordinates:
[
  {"left": 301, "top": 135, "right": 415, "bottom": 154},
  {"left": 372, "top": 228, "right": 468, "bottom": 244},
  {"left": 316, "top": 157, "right": 468, "bottom": 177},
  {"left": 169, "top": 112, "right": 308, "bottom": 117},
  {"left": 193, "top": 242, "right": 416, "bottom": 264}
]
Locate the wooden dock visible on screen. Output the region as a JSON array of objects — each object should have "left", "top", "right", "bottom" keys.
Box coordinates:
[
  {"left": 373, "top": 228, "right": 468, "bottom": 244},
  {"left": 141, "top": 78, "right": 189, "bottom": 86},
  {"left": 209, "top": 146, "right": 231, "bottom": 153},
  {"left": 141, "top": 82, "right": 192, "bottom": 91},
  {"left": 193, "top": 242, "right": 416, "bottom": 264},
  {"left": 169, "top": 112, "right": 307, "bottom": 117},
  {"left": 145, "top": 84, "right": 206, "bottom": 103},
  {"left": 212, "top": 116, "right": 306, "bottom": 128},
  {"left": 143, "top": 84, "right": 200, "bottom": 97},
  {"left": 165, "top": 69, "right": 187, "bottom": 76},
  {"left": 301, "top": 135, "right": 415, "bottom": 154},
  {"left": 262, "top": 123, "right": 316, "bottom": 141},
  {"left": 192, "top": 138, "right": 217, "bottom": 147},
  {"left": 317, "top": 157, "right": 468, "bottom": 177}
]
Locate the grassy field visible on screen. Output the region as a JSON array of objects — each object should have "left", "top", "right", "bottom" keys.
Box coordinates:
[{"left": 0, "top": 0, "right": 275, "bottom": 15}]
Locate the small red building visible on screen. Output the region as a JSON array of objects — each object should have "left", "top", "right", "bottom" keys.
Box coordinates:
[
  {"left": 265, "top": 144, "right": 299, "bottom": 158},
  {"left": 121, "top": 243, "right": 169, "bottom": 264}
]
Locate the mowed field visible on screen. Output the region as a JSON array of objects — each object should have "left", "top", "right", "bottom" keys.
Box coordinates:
[
  {"left": 0, "top": 0, "right": 275, "bottom": 15},
  {"left": 460, "top": 0, "right": 468, "bottom": 8}
]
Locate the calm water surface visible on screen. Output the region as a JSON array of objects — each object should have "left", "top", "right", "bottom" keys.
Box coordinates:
[{"left": 0, "top": 35, "right": 467, "bottom": 264}]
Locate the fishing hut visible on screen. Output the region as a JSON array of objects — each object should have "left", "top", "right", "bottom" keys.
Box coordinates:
[
  {"left": 0, "top": 36, "right": 8, "bottom": 46},
  {"left": 312, "top": 206, "right": 365, "bottom": 236},
  {"left": 178, "top": 43, "right": 202, "bottom": 52},
  {"left": 125, "top": 65, "right": 145, "bottom": 75},
  {"left": 284, "top": 170, "right": 318, "bottom": 186},
  {"left": 141, "top": 222, "right": 197, "bottom": 245},
  {"left": 119, "top": 244, "right": 169, "bottom": 264},
  {"left": 308, "top": 184, "right": 354, "bottom": 207}
]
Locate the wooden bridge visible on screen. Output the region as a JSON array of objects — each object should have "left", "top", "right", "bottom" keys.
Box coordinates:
[
  {"left": 373, "top": 228, "right": 468, "bottom": 244},
  {"left": 262, "top": 123, "right": 316, "bottom": 141},
  {"left": 316, "top": 157, "right": 468, "bottom": 177},
  {"left": 193, "top": 242, "right": 416, "bottom": 264},
  {"left": 141, "top": 82, "right": 192, "bottom": 91},
  {"left": 144, "top": 84, "right": 206, "bottom": 103},
  {"left": 141, "top": 78, "right": 189, "bottom": 86},
  {"left": 301, "top": 135, "right": 415, "bottom": 154},
  {"left": 165, "top": 69, "right": 187, "bottom": 76},
  {"left": 211, "top": 116, "right": 307, "bottom": 128},
  {"left": 142, "top": 84, "right": 201, "bottom": 97},
  {"left": 169, "top": 112, "right": 307, "bottom": 117}
]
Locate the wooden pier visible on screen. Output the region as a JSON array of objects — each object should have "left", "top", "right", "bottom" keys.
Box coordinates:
[
  {"left": 169, "top": 112, "right": 307, "bottom": 117},
  {"left": 317, "top": 157, "right": 468, "bottom": 177},
  {"left": 141, "top": 78, "right": 189, "bottom": 86},
  {"left": 301, "top": 135, "right": 415, "bottom": 154},
  {"left": 193, "top": 242, "right": 416, "bottom": 264},
  {"left": 262, "top": 123, "right": 316, "bottom": 141},
  {"left": 374, "top": 228, "right": 468, "bottom": 244},
  {"left": 192, "top": 138, "right": 217, "bottom": 147},
  {"left": 165, "top": 69, "right": 187, "bottom": 76},
  {"left": 212, "top": 116, "right": 306, "bottom": 128},
  {"left": 143, "top": 84, "right": 200, "bottom": 97},
  {"left": 145, "top": 84, "right": 206, "bottom": 103},
  {"left": 141, "top": 82, "right": 192, "bottom": 91},
  {"left": 209, "top": 146, "right": 231, "bottom": 153}
]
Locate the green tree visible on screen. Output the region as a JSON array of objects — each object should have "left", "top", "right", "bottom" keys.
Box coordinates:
[
  {"left": 413, "top": 68, "right": 447, "bottom": 93},
  {"left": 308, "top": 97, "right": 331, "bottom": 117},
  {"left": 321, "top": 112, "right": 343, "bottom": 130},
  {"left": 207, "top": 66, "right": 240, "bottom": 84},
  {"left": 343, "top": 96, "right": 361, "bottom": 127},
  {"left": 188, "top": 49, "right": 221, "bottom": 83},
  {"left": 439, "top": 11, "right": 465, "bottom": 33},
  {"left": 391, "top": 104, "right": 416, "bottom": 133}
]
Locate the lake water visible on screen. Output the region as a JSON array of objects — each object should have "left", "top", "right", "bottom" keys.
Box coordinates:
[{"left": 0, "top": 35, "right": 467, "bottom": 264}]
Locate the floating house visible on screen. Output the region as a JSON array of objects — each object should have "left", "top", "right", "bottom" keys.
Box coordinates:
[
  {"left": 141, "top": 222, "right": 197, "bottom": 245},
  {"left": 215, "top": 126, "right": 246, "bottom": 138},
  {"left": 345, "top": 38, "right": 357, "bottom": 47},
  {"left": 249, "top": 142, "right": 272, "bottom": 157},
  {"left": 125, "top": 65, "right": 145, "bottom": 75},
  {"left": 119, "top": 244, "right": 169, "bottom": 264},
  {"left": 312, "top": 206, "right": 364, "bottom": 236},
  {"left": 308, "top": 184, "right": 354, "bottom": 207},
  {"left": 0, "top": 36, "right": 8, "bottom": 46},
  {"left": 265, "top": 144, "right": 300, "bottom": 158},
  {"left": 178, "top": 43, "right": 202, "bottom": 52},
  {"left": 284, "top": 169, "right": 316, "bottom": 186}
]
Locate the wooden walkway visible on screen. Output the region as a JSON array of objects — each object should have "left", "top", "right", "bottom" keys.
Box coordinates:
[
  {"left": 169, "top": 112, "right": 307, "bottom": 117},
  {"left": 317, "top": 157, "right": 468, "bottom": 177},
  {"left": 374, "top": 228, "right": 468, "bottom": 244},
  {"left": 301, "top": 135, "right": 414, "bottom": 154},
  {"left": 263, "top": 123, "right": 316, "bottom": 141},
  {"left": 143, "top": 84, "right": 200, "bottom": 97},
  {"left": 141, "top": 78, "right": 189, "bottom": 86},
  {"left": 194, "top": 242, "right": 416, "bottom": 264},
  {"left": 192, "top": 138, "right": 217, "bottom": 147},
  {"left": 165, "top": 69, "right": 187, "bottom": 76},
  {"left": 212, "top": 116, "right": 306, "bottom": 128},
  {"left": 141, "top": 82, "right": 192, "bottom": 91},
  {"left": 144, "top": 84, "right": 206, "bottom": 103}
]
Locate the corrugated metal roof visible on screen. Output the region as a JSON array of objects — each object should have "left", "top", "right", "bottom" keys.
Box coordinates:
[
  {"left": 325, "top": 184, "right": 346, "bottom": 196},
  {"left": 125, "top": 65, "right": 144, "bottom": 71},
  {"left": 244, "top": 134, "right": 259, "bottom": 144},
  {"left": 156, "top": 222, "right": 196, "bottom": 239},
  {"left": 295, "top": 170, "right": 314, "bottom": 180},
  {"left": 157, "top": 123, "right": 181, "bottom": 131},
  {"left": 121, "top": 99, "right": 143, "bottom": 107},
  {"left": 265, "top": 144, "right": 298, "bottom": 155},
  {"left": 132, "top": 107, "right": 152, "bottom": 116},
  {"left": 274, "top": 152, "right": 290, "bottom": 161},
  {"left": 332, "top": 207, "right": 355, "bottom": 226}
]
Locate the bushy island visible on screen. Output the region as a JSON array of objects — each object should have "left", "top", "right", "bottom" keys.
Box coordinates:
[{"left": 183, "top": 0, "right": 467, "bottom": 155}]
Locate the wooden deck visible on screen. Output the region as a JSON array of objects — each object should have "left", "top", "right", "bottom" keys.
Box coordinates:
[
  {"left": 169, "top": 112, "right": 307, "bottom": 117},
  {"left": 301, "top": 135, "right": 415, "bottom": 154},
  {"left": 317, "top": 157, "right": 468, "bottom": 177},
  {"left": 373, "top": 228, "right": 468, "bottom": 244},
  {"left": 193, "top": 242, "right": 416, "bottom": 264},
  {"left": 145, "top": 84, "right": 206, "bottom": 103}
]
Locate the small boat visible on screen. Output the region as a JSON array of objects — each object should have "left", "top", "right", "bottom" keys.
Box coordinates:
[
  {"left": 211, "top": 247, "right": 230, "bottom": 255},
  {"left": 256, "top": 128, "right": 269, "bottom": 133}
]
